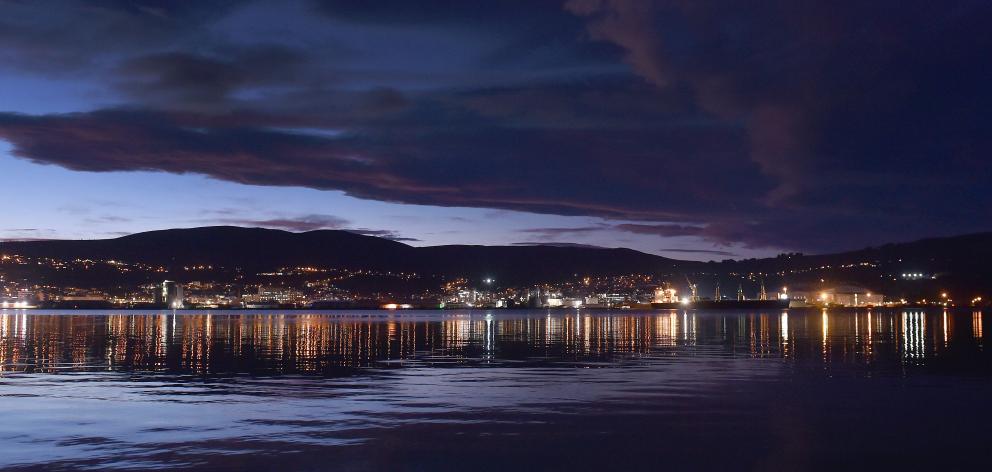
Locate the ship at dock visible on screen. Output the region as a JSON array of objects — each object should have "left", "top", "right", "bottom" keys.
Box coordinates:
[
  {"left": 665, "top": 299, "right": 791, "bottom": 309},
  {"left": 650, "top": 279, "right": 790, "bottom": 310}
]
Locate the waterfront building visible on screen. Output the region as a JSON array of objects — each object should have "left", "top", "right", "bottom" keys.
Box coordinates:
[
  {"left": 545, "top": 297, "right": 564, "bottom": 307},
  {"left": 156, "top": 281, "right": 185, "bottom": 309},
  {"left": 243, "top": 285, "right": 305, "bottom": 306},
  {"left": 816, "top": 286, "right": 883, "bottom": 307},
  {"left": 61, "top": 292, "right": 108, "bottom": 302},
  {"left": 653, "top": 286, "right": 679, "bottom": 304},
  {"left": 583, "top": 296, "right": 603, "bottom": 306}
]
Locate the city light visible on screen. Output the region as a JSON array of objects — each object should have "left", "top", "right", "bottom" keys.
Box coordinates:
[
  {"left": 0, "top": 242, "right": 971, "bottom": 310},
  {"left": 380, "top": 303, "right": 414, "bottom": 310}
]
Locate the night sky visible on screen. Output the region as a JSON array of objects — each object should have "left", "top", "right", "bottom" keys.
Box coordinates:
[{"left": 1, "top": 0, "right": 990, "bottom": 260}]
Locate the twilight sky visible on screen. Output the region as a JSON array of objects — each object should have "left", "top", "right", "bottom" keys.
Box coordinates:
[{"left": 1, "top": 0, "right": 990, "bottom": 260}]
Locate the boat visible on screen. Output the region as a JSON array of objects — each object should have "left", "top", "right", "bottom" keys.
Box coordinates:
[
  {"left": 651, "top": 298, "right": 790, "bottom": 310},
  {"left": 650, "top": 278, "right": 790, "bottom": 310},
  {"left": 650, "top": 283, "right": 682, "bottom": 309}
]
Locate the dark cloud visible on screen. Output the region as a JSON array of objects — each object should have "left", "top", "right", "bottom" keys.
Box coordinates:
[
  {"left": 0, "top": 0, "right": 241, "bottom": 73},
  {"left": 210, "top": 214, "right": 418, "bottom": 242},
  {"left": 520, "top": 223, "right": 705, "bottom": 240},
  {"left": 114, "top": 46, "right": 306, "bottom": 110},
  {"left": 344, "top": 229, "right": 420, "bottom": 242},
  {"left": 566, "top": 0, "right": 992, "bottom": 199},
  {"left": 0, "top": 0, "right": 991, "bottom": 253},
  {"left": 565, "top": 0, "right": 668, "bottom": 86},
  {"left": 218, "top": 214, "right": 350, "bottom": 232},
  {"left": 518, "top": 223, "right": 742, "bottom": 253},
  {"left": 312, "top": 0, "right": 561, "bottom": 26},
  {"left": 613, "top": 223, "right": 704, "bottom": 238},
  {"left": 659, "top": 248, "right": 736, "bottom": 257},
  {"left": 0, "top": 105, "right": 767, "bottom": 222},
  {"left": 0, "top": 227, "right": 57, "bottom": 242},
  {"left": 518, "top": 225, "right": 609, "bottom": 239},
  {"left": 512, "top": 242, "right": 607, "bottom": 249}
]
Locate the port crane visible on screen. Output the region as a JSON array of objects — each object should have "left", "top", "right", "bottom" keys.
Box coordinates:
[{"left": 684, "top": 275, "right": 699, "bottom": 302}]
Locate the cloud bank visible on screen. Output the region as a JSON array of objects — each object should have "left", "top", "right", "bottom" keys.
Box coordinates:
[{"left": 0, "top": 0, "right": 989, "bottom": 252}]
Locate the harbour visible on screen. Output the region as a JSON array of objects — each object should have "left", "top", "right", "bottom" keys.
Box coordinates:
[{"left": 1, "top": 308, "right": 990, "bottom": 470}]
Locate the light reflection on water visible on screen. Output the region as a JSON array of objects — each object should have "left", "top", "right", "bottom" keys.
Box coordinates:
[{"left": 1, "top": 308, "right": 990, "bottom": 471}]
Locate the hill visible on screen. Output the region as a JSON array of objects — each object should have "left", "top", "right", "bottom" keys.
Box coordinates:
[
  {"left": 0, "top": 226, "right": 678, "bottom": 285},
  {"left": 2, "top": 227, "right": 989, "bottom": 297}
]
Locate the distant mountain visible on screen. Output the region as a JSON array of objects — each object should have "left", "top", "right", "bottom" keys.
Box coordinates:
[
  {"left": 2, "top": 227, "right": 990, "bottom": 296},
  {"left": 724, "top": 232, "right": 992, "bottom": 274},
  {"left": 695, "top": 232, "right": 992, "bottom": 299},
  {"left": 417, "top": 244, "right": 683, "bottom": 283},
  {"left": 0, "top": 226, "right": 679, "bottom": 284},
  {"left": 2, "top": 226, "right": 414, "bottom": 273}
]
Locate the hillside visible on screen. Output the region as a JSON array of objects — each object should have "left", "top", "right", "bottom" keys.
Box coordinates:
[
  {"left": 0, "top": 226, "right": 678, "bottom": 285},
  {"left": 1, "top": 227, "right": 989, "bottom": 296}
]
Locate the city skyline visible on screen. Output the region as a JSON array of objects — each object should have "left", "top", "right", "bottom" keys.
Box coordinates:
[
  {"left": 3, "top": 226, "right": 987, "bottom": 312},
  {"left": 2, "top": 1, "right": 990, "bottom": 260}
]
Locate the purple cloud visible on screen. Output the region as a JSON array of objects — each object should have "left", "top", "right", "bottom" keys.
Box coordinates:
[{"left": 0, "top": 0, "right": 989, "bottom": 254}]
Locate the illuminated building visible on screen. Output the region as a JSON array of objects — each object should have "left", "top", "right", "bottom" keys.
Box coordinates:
[
  {"left": 545, "top": 297, "right": 564, "bottom": 307},
  {"left": 816, "top": 286, "right": 883, "bottom": 307},
  {"left": 156, "top": 280, "right": 185, "bottom": 309},
  {"left": 653, "top": 286, "right": 679, "bottom": 304},
  {"left": 243, "top": 285, "right": 306, "bottom": 307}
]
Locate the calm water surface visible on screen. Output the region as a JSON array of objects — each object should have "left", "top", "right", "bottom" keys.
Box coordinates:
[{"left": 1, "top": 308, "right": 990, "bottom": 470}]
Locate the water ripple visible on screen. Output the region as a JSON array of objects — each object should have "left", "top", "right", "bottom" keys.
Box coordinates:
[{"left": 1, "top": 308, "right": 990, "bottom": 470}]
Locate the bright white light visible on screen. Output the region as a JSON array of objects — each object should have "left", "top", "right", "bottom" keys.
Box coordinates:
[{"left": 680, "top": 297, "right": 689, "bottom": 305}]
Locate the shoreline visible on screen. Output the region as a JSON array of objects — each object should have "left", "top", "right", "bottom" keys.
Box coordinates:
[{"left": 0, "top": 304, "right": 975, "bottom": 312}]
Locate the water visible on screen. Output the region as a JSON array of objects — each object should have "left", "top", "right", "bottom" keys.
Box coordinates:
[{"left": 1, "top": 308, "right": 990, "bottom": 471}]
